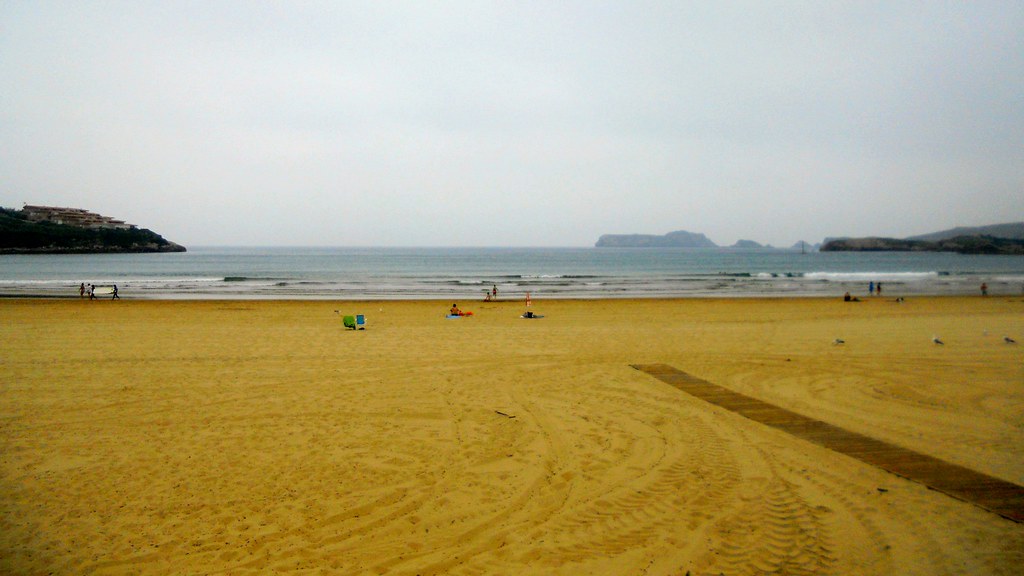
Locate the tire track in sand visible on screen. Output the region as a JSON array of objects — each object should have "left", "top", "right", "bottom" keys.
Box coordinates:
[{"left": 633, "top": 364, "right": 1024, "bottom": 523}]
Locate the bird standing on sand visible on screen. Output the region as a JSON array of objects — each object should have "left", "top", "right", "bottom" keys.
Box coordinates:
[
  {"left": 932, "top": 336, "right": 944, "bottom": 345},
  {"left": 832, "top": 338, "right": 845, "bottom": 345},
  {"left": 1005, "top": 336, "right": 1017, "bottom": 344}
]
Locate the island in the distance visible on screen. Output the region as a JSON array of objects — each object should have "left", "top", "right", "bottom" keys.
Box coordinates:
[
  {"left": 1, "top": 205, "right": 186, "bottom": 254},
  {"left": 595, "top": 230, "right": 719, "bottom": 248},
  {"left": 595, "top": 230, "right": 814, "bottom": 250}
]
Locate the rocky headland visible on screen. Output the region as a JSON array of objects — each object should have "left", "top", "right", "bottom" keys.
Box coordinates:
[
  {"left": 822, "top": 222, "right": 1024, "bottom": 255},
  {"left": 821, "top": 235, "right": 1024, "bottom": 255},
  {"left": 1, "top": 205, "right": 186, "bottom": 254}
]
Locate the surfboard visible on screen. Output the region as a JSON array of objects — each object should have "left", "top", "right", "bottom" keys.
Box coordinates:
[{"left": 92, "top": 286, "right": 114, "bottom": 296}]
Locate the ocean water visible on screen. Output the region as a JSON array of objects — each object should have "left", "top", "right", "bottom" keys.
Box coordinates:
[{"left": 1, "top": 246, "right": 1023, "bottom": 300}]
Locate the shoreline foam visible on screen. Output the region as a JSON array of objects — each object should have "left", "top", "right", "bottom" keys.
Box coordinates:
[{"left": 3, "top": 246, "right": 1022, "bottom": 300}]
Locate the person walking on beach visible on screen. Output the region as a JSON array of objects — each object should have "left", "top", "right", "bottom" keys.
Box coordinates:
[
  {"left": 876, "top": 282, "right": 882, "bottom": 297},
  {"left": 79, "top": 283, "right": 85, "bottom": 298},
  {"left": 868, "top": 281, "right": 874, "bottom": 296},
  {"left": 88, "top": 284, "right": 95, "bottom": 300},
  {"left": 981, "top": 282, "right": 988, "bottom": 296},
  {"left": 112, "top": 285, "right": 120, "bottom": 300},
  {"left": 492, "top": 285, "right": 498, "bottom": 300}
]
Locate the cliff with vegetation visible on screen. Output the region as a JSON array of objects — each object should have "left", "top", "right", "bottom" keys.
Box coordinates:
[
  {"left": 821, "top": 234, "right": 1024, "bottom": 255},
  {"left": 0, "top": 206, "right": 186, "bottom": 254}
]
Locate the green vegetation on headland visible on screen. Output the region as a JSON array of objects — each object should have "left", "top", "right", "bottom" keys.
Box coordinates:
[
  {"left": 822, "top": 222, "right": 1024, "bottom": 255},
  {"left": 821, "top": 235, "right": 1024, "bottom": 255},
  {"left": 0, "top": 207, "right": 186, "bottom": 254}
]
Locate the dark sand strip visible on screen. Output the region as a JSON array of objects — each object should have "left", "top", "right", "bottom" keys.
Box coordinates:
[{"left": 632, "top": 363, "right": 1024, "bottom": 523}]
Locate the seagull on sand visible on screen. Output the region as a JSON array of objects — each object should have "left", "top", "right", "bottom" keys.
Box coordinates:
[
  {"left": 832, "top": 338, "right": 845, "bottom": 345},
  {"left": 1006, "top": 336, "right": 1017, "bottom": 344},
  {"left": 932, "top": 336, "right": 944, "bottom": 345}
]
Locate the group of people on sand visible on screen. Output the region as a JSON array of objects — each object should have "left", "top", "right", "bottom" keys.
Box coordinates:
[
  {"left": 79, "top": 282, "right": 119, "bottom": 300},
  {"left": 845, "top": 281, "right": 884, "bottom": 302},
  {"left": 845, "top": 281, "right": 996, "bottom": 302},
  {"left": 483, "top": 284, "right": 498, "bottom": 301},
  {"left": 842, "top": 280, "right": 883, "bottom": 302},
  {"left": 452, "top": 290, "right": 535, "bottom": 318}
]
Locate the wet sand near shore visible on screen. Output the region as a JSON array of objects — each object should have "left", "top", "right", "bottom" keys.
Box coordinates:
[{"left": 1, "top": 297, "right": 1022, "bottom": 574}]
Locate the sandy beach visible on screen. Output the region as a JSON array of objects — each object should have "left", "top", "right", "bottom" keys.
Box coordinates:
[{"left": 1, "top": 296, "right": 1022, "bottom": 575}]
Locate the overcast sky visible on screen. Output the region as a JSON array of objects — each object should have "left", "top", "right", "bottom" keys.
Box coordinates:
[{"left": 2, "top": 1, "right": 1022, "bottom": 247}]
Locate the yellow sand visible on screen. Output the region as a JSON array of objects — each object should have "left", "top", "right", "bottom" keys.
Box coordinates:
[{"left": 1, "top": 296, "right": 1022, "bottom": 575}]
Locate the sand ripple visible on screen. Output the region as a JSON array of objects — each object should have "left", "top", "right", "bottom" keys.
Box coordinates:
[{"left": 1, "top": 298, "right": 1022, "bottom": 574}]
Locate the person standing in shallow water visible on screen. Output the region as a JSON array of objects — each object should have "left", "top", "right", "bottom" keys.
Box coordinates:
[
  {"left": 79, "top": 283, "right": 85, "bottom": 298},
  {"left": 868, "top": 281, "right": 874, "bottom": 296},
  {"left": 981, "top": 282, "right": 988, "bottom": 296}
]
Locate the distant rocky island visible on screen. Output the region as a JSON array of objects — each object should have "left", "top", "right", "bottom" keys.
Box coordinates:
[
  {"left": 0, "top": 205, "right": 186, "bottom": 254},
  {"left": 595, "top": 230, "right": 814, "bottom": 250},
  {"left": 821, "top": 223, "right": 1024, "bottom": 255},
  {"left": 595, "top": 230, "right": 717, "bottom": 248}
]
